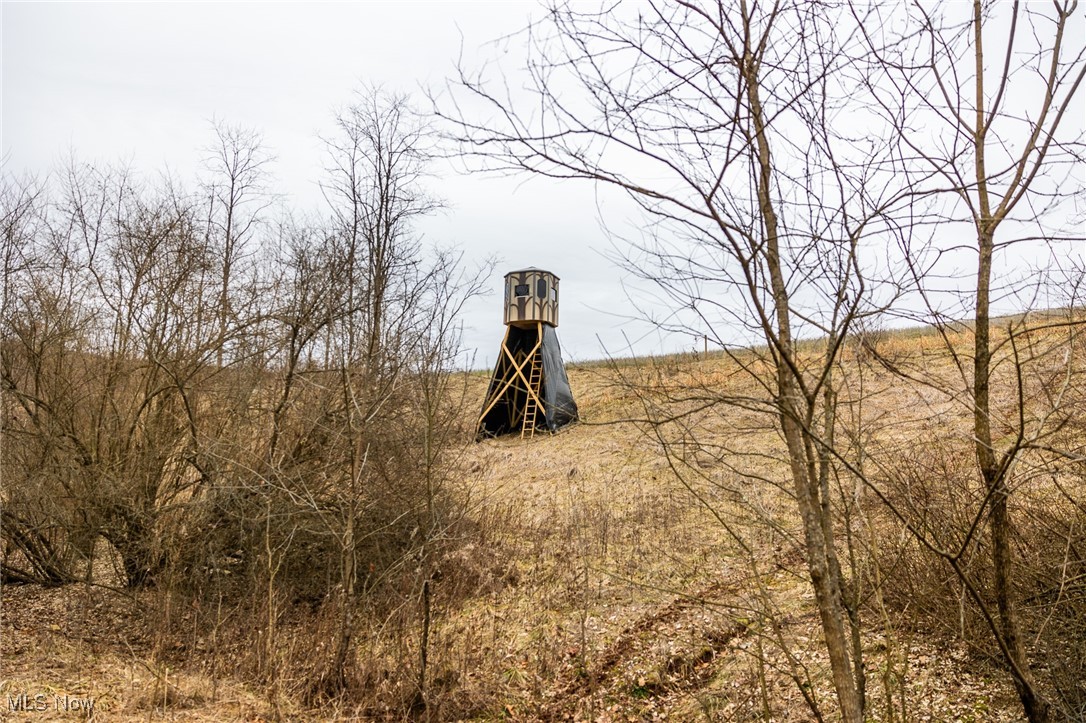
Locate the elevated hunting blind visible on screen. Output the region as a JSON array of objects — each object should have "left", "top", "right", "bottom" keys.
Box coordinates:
[{"left": 477, "top": 268, "right": 578, "bottom": 439}]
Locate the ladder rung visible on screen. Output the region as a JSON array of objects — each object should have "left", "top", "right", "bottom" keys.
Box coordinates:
[{"left": 521, "top": 348, "right": 543, "bottom": 439}]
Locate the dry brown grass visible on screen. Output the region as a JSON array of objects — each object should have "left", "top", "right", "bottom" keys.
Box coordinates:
[{"left": 5, "top": 318, "right": 1082, "bottom": 720}]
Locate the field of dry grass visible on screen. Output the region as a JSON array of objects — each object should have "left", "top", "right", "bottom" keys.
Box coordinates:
[{"left": 5, "top": 321, "right": 1075, "bottom": 721}]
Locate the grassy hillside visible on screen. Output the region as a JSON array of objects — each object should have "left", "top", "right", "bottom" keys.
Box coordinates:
[{"left": 3, "top": 316, "right": 1082, "bottom": 721}]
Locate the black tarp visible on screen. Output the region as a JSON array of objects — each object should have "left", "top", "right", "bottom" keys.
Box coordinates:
[{"left": 477, "top": 325, "right": 578, "bottom": 438}]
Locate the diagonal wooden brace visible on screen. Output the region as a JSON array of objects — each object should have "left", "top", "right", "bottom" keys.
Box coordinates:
[{"left": 478, "top": 329, "right": 544, "bottom": 426}]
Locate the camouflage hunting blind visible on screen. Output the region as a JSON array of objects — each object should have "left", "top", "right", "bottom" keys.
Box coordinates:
[
  {"left": 478, "top": 268, "right": 578, "bottom": 439},
  {"left": 503, "top": 268, "right": 560, "bottom": 327}
]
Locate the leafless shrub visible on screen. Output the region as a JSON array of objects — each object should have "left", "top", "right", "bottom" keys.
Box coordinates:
[
  {"left": 1, "top": 89, "right": 494, "bottom": 715},
  {"left": 862, "top": 313, "right": 1086, "bottom": 717}
]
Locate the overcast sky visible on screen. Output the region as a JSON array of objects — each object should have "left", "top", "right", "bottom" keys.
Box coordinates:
[
  {"left": 3, "top": 2, "right": 1082, "bottom": 369},
  {"left": 2, "top": 1, "right": 682, "bottom": 368}
]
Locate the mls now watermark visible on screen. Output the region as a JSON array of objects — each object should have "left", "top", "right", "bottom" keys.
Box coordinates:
[{"left": 8, "top": 692, "right": 95, "bottom": 714}]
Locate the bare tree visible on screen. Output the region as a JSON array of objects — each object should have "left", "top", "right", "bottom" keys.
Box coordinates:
[
  {"left": 0, "top": 170, "right": 85, "bottom": 586},
  {"left": 854, "top": 2, "right": 1086, "bottom": 719},
  {"left": 1, "top": 159, "right": 226, "bottom": 588},
  {"left": 439, "top": 0, "right": 1086, "bottom": 716},
  {"left": 297, "top": 86, "right": 477, "bottom": 701},
  {"left": 438, "top": 1, "right": 921, "bottom": 718},
  {"left": 321, "top": 86, "right": 441, "bottom": 370},
  {"left": 201, "top": 120, "right": 273, "bottom": 367}
]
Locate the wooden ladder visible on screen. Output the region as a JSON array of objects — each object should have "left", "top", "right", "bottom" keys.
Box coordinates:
[{"left": 521, "top": 348, "right": 543, "bottom": 439}]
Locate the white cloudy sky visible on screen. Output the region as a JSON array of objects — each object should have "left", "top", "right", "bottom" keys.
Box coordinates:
[
  {"left": 2, "top": 1, "right": 681, "bottom": 367},
  {"left": 3, "top": 2, "right": 1082, "bottom": 368}
]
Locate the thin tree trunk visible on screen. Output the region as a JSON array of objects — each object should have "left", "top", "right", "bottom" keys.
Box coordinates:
[
  {"left": 741, "top": 22, "right": 864, "bottom": 720},
  {"left": 971, "top": 2, "right": 1051, "bottom": 713},
  {"left": 973, "top": 228, "right": 1050, "bottom": 722}
]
